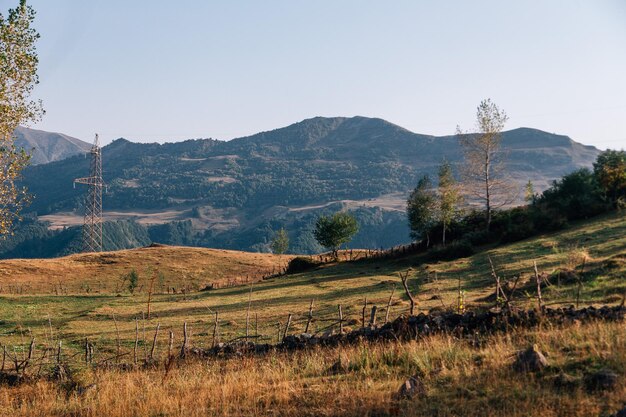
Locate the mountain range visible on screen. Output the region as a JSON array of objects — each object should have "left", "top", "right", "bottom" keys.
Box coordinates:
[{"left": 4, "top": 116, "right": 601, "bottom": 258}]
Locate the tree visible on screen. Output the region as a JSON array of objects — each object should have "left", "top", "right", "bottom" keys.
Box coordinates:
[
  {"left": 437, "top": 161, "right": 462, "bottom": 246},
  {"left": 121, "top": 269, "right": 139, "bottom": 294},
  {"left": 313, "top": 212, "right": 359, "bottom": 259},
  {"left": 270, "top": 227, "right": 289, "bottom": 255},
  {"left": 524, "top": 180, "right": 535, "bottom": 204},
  {"left": 0, "top": 0, "right": 43, "bottom": 235},
  {"left": 593, "top": 149, "right": 626, "bottom": 206},
  {"left": 538, "top": 168, "right": 606, "bottom": 220},
  {"left": 407, "top": 175, "right": 436, "bottom": 247},
  {"left": 458, "top": 99, "right": 516, "bottom": 231}
]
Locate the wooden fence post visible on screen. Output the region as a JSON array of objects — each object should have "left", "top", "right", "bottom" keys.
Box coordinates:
[
  {"left": 304, "top": 300, "right": 314, "bottom": 334},
  {"left": 283, "top": 314, "right": 292, "bottom": 341},
  {"left": 369, "top": 306, "right": 378, "bottom": 327},
  {"left": 149, "top": 323, "right": 160, "bottom": 360},
  {"left": 399, "top": 270, "right": 417, "bottom": 316},
  {"left": 212, "top": 312, "right": 220, "bottom": 348},
  {"left": 180, "top": 322, "right": 188, "bottom": 358},
  {"left": 134, "top": 319, "right": 139, "bottom": 365},
  {"left": 533, "top": 261, "right": 543, "bottom": 312},
  {"left": 385, "top": 284, "right": 396, "bottom": 323},
  {"left": 338, "top": 305, "right": 344, "bottom": 333},
  {"left": 168, "top": 331, "right": 174, "bottom": 359},
  {"left": 361, "top": 298, "right": 367, "bottom": 328}
]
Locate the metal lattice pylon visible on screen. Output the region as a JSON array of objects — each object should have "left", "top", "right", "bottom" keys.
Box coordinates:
[{"left": 74, "top": 134, "right": 105, "bottom": 252}]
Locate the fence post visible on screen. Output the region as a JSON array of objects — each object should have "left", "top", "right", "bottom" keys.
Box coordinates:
[
  {"left": 283, "top": 314, "right": 292, "bottom": 341},
  {"left": 338, "top": 305, "right": 344, "bottom": 333},
  {"left": 385, "top": 284, "right": 396, "bottom": 323},
  {"left": 149, "top": 323, "right": 160, "bottom": 360},
  {"left": 304, "top": 300, "right": 314, "bottom": 334},
  {"left": 369, "top": 306, "right": 378, "bottom": 327},
  {"left": 180, "top": 322, "right": 188, "bottom": 358}
]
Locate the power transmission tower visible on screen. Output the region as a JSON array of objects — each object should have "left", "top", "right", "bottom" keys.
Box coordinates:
[{"left": 74, "top": 134, "right": 105, "bottom": 253}]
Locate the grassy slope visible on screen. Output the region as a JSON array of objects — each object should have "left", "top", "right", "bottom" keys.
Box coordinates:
[
  {"left": 0, "top": 213, "right": 624, "bottom": 416},
  {"left": 0, "top": 212, "right": 623, "bottom": 353},
  {"left": 0, "top": 245, "right": 292, "bottom": 294}
]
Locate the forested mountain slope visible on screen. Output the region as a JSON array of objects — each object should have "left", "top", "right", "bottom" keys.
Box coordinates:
[{"left": 7, "top": 117, "right": 599, "bottom": 257}]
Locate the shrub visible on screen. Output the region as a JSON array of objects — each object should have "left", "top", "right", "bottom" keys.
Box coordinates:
[
  {"left": 463, "top": 230, "right": 492, "bottom": 246},
  {"left": 427, "top": 240, "right": 475, "bottom": 262},
  {"left": 285, "top": 257, "right": 320, "bottom": 274}
]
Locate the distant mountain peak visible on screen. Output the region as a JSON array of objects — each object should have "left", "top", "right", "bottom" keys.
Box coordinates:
[{"left": 14, "top": 126, "right": 91, "bottom": 165}]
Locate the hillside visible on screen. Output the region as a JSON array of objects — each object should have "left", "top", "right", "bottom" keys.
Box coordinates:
[
  {"left": 0, "top": 245, "right": 291, "bottom": 294},
  {"left": 13, "top": 126, "right": 91, "bottom": 165},
  {"left": 0, "top": 213, "right": 624, "bottom": 416},
  {"left": 0, "top": 212, "right": 623, "bottom": 343},
  {"left": 12, "top": 117, "right": 600, "bottom": 257}
]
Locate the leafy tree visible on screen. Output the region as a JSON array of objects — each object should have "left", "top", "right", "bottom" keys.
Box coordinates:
[
  {"left": 407, "top": 175, "right": 436, "bottom": 247},
  {"left": 270, "top": 227, "right": 289, "bottom": 255},
  {"left": 437, "top": 161, "right": 462, "bottom": 246},
  {"left": 593, "top": 149, "right": 626, "bottom": 206},
  {"left": 313, "top": 212, "right": 358, "bottom": 258},
  {"left": 538, "top": 168, "right": 606, "bottom": 220},
  {"left": 458, "top": 99, "right": 516, "bottom": 231},
  {"left": 125, "top": 269, "right": 139, "bottom": 294},
  {"left": 0, "top": 0, "right": 43, "bottom": 235},
  {"left": 524, "top": 180, "right": 535, "bottom": 204}
]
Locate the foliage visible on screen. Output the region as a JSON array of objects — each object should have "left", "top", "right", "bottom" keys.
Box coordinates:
[
  {"left": 524, "top": 180, "right": 535, "bottom": 204},
  {"left": 406, "top": 175, "right": 436, "bottom": 245},
  {"left": 537, "top": 168, "right": 608, "bottom": 221},
  {"left": 313, "top": 212, "right": 359, "bottom": 257},
  {"left": 427, "top": 239, "right": 474, "bottom": 261},
  {"left": 148, "top": 220, "right": 194, "bottom": 246},
  {"left": 593, "top": 149, "right": 626, "bottom": 206},
  {"left": 458, "top": 99, "right": 516, "bottom": 229},
  {"left": 0, "top": 0, "right": 42, "bottom": 235},
  {"left": 285, "top": 256, "right": 320, "bottom": 274},
  {"left": 121, "top": 269, "right": 139, "bottom": 294},
  {"left": 437, "top": 160, "right": 462, "bottom": 246},
  {"left": 270, "top": 227, "right": 289, "bottom": 255}
]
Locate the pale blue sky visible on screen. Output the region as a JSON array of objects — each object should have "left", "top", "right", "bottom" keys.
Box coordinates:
[{"left": 15, "top": 0, "right": 626, "bottom": 148}]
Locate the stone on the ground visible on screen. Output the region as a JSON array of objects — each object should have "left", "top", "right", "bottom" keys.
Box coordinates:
[
  {"left": 394, "top": 375, "right": 426, "bottom": 400},
  {"left": 512, "top": 344, "right": 549, "bottom": 372}
]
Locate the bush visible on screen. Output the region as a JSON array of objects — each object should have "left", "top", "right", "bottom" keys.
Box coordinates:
[
  {"left": 285, "top": 257, "right": 320, "bottom": 274},
  {"left": 463, "top": 230, "right": 492, "bottom": 246},
  {"left": 427, "top": 240, "right": 475, "bottom": 262}
]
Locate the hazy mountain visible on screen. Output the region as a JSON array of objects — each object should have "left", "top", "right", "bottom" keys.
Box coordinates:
[
  {"left": 13, "top": 126, "right": 91, "bottom": 165},
  {"left": 9, "top": 116, "right": 601, "bottom": 257}
]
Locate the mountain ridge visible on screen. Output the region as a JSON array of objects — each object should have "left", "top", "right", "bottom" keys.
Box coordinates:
[
  {"left": 9, "top": 116, "right": 602, "bottom": 257},
  {"left": 13, "top": 126, "right": 91, "bottom": 165}
]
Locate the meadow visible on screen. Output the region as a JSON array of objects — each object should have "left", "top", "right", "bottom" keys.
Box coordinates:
[{"left": 0, "top": 212, "right": 624, "bottom": 416}]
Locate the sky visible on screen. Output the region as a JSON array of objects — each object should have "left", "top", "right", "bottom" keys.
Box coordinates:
[{"left": 9, "top": 0, "right": 626, "bottom": 149}]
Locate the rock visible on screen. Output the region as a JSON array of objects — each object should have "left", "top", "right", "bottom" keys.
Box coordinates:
[
  {"left": 584, "top": 368, "right": 619, "bottom": 391},
  {"left": 394, "top": 375, "right": 426, "bottom": 400},
  {"left": 512, "top": 344, "right": 549, "bottom": 372}
]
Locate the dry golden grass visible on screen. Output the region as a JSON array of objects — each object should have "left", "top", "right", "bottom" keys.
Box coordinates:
[
  {"left": 0, "top": 320, "right": 623, "bottom": 417},
  {"left": 0, "top": 245, "right": 293, "bottom": 294}
]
